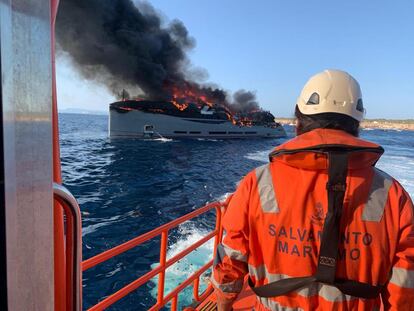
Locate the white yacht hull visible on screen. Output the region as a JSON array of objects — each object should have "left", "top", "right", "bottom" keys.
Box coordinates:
[{"left": 109, "top": 109, "right": 286, "bottom": 138}]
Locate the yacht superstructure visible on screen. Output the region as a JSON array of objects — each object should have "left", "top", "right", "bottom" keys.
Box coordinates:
[{"left": 109, "top": 100, "right": 287, "bottom": 139}]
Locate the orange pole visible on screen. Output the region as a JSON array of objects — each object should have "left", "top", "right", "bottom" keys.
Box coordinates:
[
  {"left": 193, "top": 277, "right": 200, "bottom": 301},
  {"left": 213, "top": 206, "right": 222, "bottom": 254},
  {"left": 65, "top": 215, "right": 74, "bottom": 311},
  {"left": 171, "top": 296, "right": 178, "bottom": 311},
  {"left": 157, "top": 230, "right": 168, "bottom": 305},
  {"left": 50, "top": 1, "right": 66, "bottom": 310}
]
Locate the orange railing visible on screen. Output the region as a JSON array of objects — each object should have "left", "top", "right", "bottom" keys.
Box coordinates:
[
  {"left": 51, "top": 0, "right": 67, "bottom": 310},
  {"left": 82, "top": 202, "right": 224, "bottom": 310},
  {"left": 53, "top": 183, "right": 83, "bottom": 311}
]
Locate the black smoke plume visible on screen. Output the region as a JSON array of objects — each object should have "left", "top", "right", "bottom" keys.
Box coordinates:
[
  {"left": 231, "top": 90, "right": 260, "bottom": 113},
  {"left": 56, "top": 0, "right": 261, "bottom": 112}
]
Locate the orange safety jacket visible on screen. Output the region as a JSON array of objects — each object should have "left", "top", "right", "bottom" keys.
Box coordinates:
[{"left": 212, "top": 128, "right": 414, "bottom": 310}]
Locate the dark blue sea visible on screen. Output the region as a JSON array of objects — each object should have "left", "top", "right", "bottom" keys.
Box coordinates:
[{"left": 59, "top": 113, "right": 414, "bottom": 310}]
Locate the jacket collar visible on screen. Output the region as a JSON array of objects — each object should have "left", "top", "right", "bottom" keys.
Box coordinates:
[{"left": 269, "top": 129, "right": 384, "bottom": 170}]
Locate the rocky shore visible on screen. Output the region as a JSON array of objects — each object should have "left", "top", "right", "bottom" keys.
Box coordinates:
[{"left": 276, "top": 118, "right": 414, "bottom": 131}]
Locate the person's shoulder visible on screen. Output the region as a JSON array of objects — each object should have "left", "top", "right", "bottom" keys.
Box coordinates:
[
  {"left": 372, "top": 167, "right": 394, "bottom": 183},
  {"left": 237, "top": 164, "right": 270, "bottom": 188},
  {"left": 374, "top": 167, "right": 413, "bottom": 206},
  {"left": 246, "top": 162, "right": 274, "bottom": 180},
  {"left": 241, "top": 168, "right": 257, "bottom": 186}
]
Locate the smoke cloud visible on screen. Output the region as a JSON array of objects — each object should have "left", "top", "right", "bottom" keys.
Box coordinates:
[
  {"left": 231, "top": 90, "right": 260, "bottom": 113},
  {"left": 56, "top": 0, "right": 261, "bottom": 112}
]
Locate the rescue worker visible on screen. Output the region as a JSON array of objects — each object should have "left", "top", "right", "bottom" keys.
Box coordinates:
[{"left": 212, "top": 69, "right": 414, "bottom": 310}]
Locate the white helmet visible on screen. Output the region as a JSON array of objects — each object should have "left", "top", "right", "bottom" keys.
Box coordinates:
[{"left": 296, "top": 69, "right": 365, "bottom": 122}]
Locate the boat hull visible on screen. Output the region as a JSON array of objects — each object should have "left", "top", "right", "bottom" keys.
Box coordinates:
[{"left": 109, "top": 109, "right": 287, "bottom": 139}]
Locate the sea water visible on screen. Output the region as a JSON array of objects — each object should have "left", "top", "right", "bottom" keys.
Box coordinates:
[{"left": 59, "top": 113, "right": 414, "bottom": 310}]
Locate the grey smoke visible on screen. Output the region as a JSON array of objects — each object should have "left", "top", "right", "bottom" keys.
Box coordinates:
[
  {"left": 232, "top": 90, "right": 260, "bottom": 113},
  {"left": 56, "top": 0, "right": 261, "bottom": 112}
]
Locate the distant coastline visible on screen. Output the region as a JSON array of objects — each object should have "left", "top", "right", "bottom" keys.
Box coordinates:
[
  {"left": 276, "top": 118, "right": 414, "bottom": 131},
  {"left": 59, "top": 108, "right": 108, "bottom": 116}
]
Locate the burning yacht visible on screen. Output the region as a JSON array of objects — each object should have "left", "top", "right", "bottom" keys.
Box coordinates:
[{"left": 109, "top": 100, "right": 287, "bottom": 139}]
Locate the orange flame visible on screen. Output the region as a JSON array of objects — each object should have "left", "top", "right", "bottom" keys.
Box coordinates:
[
  {"left": 169, "top": 85, "right": 237, "bottom": 124},
  {"left": 169, "top": 84, "right": 217, "bottom": 111}
]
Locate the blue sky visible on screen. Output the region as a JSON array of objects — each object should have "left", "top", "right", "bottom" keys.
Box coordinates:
[{"left": 57, "top": 0, "right": 414, "bottom": 119}]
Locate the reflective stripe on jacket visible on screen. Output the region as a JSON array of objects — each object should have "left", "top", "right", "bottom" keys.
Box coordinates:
[{"left": 212, "top": 129, "right": 414, "bottom": 310}]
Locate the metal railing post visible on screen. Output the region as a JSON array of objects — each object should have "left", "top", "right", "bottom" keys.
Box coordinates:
[
  {"left": 193, "top": 277, "right": 200, "bottom": 301},
  {"left": 171, "top": 296, "right": 178, "bottom": 311},
  {"left": 53, "top": 183, "right": 82, "bottom": 311},
  {"left": 213, "top": 205, "right": 222, "bottom": 257},
  {"left": 157, "top": 230, "right": 168, "bottom": 305}
]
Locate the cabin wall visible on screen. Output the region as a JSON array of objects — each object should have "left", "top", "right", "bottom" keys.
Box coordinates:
[{"left": 0, "top": 1, "right": 54, "bottom": 310}]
